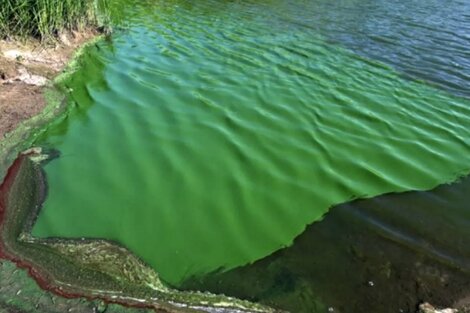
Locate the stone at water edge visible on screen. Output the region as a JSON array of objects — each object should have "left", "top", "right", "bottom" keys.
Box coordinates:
[{"left": 419, "top": 303, "right": 457, "bottom": 313}]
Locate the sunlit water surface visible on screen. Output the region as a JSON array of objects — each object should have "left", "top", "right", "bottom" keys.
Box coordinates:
[{"left": 31, "top": 0, "right": 470, "bottom": 310}]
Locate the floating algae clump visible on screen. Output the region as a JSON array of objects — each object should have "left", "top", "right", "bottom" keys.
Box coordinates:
[{"left": 0, "top": 150, "right": 278, "bottom": 313}]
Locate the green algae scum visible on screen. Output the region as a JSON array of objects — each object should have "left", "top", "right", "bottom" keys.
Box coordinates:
[
  {"left": 0, "top": 152, "right": 277, "bottom": 312},
  {"left": 1, "top": 0, "right": 470, "bottom": 312}
]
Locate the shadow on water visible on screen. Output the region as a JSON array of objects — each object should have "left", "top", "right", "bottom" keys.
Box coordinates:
[{"left": 182, "top": 176, "right": 470, "bottom": 313}]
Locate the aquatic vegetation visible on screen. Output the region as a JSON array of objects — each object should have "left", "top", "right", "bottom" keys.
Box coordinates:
[{"left": 0, "top": 0, "right": 108, "bottom": 39}]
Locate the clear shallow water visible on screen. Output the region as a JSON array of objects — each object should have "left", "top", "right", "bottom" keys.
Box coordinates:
[
  {"left": 32, "top": 0, "right": 470, "bottom": 292},
  {"left": 183, "top": 175, "right": 470, "bottom": 312}
]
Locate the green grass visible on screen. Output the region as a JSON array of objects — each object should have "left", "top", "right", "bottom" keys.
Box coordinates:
[{"left": 0, "top": 0, "right": 108, "bottom": 40}]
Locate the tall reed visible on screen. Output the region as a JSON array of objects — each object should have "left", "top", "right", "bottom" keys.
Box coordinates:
[{"left": 0, "top": 0, "right": 108, "bottom": 40}]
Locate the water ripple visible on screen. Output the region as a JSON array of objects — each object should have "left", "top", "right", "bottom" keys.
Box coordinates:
[{"left": 31, "top": 0, "right": 470, "bottom": 287}]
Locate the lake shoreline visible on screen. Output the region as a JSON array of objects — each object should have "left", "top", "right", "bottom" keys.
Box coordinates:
[
  {"left": 0, "top": 152, "right": 277, "bottom": 311},
  {"left": 0, "top": 30, "right": 99, "bottom": 138},
  {"left": 0, "top": 33, "right": 279, "bottom": 311},
  {"left": 0, "top": 30, "right": 137, "bottom": 313}
]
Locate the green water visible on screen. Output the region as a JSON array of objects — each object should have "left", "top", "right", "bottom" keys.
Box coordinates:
[{"left": 32, "top": 0, "right": 470, "bottom": 289}]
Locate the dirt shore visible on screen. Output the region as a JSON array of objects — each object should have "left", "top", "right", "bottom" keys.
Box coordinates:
[
  {"left": 0, "top": 31, "right": 97, "bottom": 138},
  {"left": 0, "top": 30, "right": 162, "bottom": 313}
]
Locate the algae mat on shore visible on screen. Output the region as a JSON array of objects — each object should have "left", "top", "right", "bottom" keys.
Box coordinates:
[{"left": 31, "top": 0, "right": 470, "bottom": 287}]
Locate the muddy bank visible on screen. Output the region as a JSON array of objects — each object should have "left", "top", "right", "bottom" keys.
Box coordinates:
[
  {"left": 0, "top": 260, "right": 157, "bottom": 313},
  {"left": 0, "top": 31, "right": 98, "bottom": 138}
]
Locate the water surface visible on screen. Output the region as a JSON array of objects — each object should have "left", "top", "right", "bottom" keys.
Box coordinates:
[
  {"left": 31, "top": 0, "right": 470, "bottom": 294},
  {"left": 183, "top": 175, "right": 470, "bottom": 312}
]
